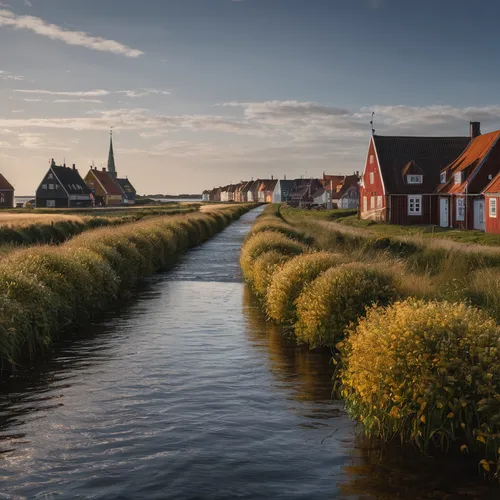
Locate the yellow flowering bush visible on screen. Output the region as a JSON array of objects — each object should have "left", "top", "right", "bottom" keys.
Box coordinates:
[
  {"left": 252, "top": 250, "right": 292, "bottom": 299},
  {"left": 340, "top": 298, "right": 500, "bottom": 476},
  {"left": 294, "top": 263, "right": 397, "bottom": 348},
  {"left": 266, "top": 252, "right": 346, "bottom": 325},
  {"left": 240, "top": 231, "right": 308, "bottom": 286}
]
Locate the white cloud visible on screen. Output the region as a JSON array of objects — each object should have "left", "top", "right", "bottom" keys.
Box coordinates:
[
  {"left": 18, "top": 131, "right": 69, "bottom": 151},
  {"left": 0, "top": 8, "right": 143, "bottom": 57},
  {"left": 0, "top": 69, "right": 23, "bottom": 80},
  {"left": 53, "top": 99, "right": 103, "bottom": 104},
  {"left": 24, "top": 0, "right": 32, "bottom": 7},
  {"left": 23, "top": 98, "right": 42, "bottom": 102},
  {"left": 14, "top": 89, "right": 109, "bottom": 97},
  {"left": 116, "top": 88, "right": 171, "bottom": 98}
]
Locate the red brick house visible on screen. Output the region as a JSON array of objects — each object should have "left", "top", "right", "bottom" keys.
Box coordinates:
[
  {"left": 437, "top": 128, "right": 500, "bottom": 230},
  {"left": 360, "top": 134, "right": 470, "bottom": 224},
  {"left": 0, "top": 173, "right": 14, "bottom": 208},
  {"left": 483, "top": 173, "right": 500, "bottom": 234}
]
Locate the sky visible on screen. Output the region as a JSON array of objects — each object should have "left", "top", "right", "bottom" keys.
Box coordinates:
[{"left": 2, "top": 0, "right": 500, "bottom": 195}]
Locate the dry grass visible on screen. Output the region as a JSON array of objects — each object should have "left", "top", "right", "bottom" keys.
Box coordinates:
[{"left": 0, "top": 213, "right": 86, "bottom": 227}]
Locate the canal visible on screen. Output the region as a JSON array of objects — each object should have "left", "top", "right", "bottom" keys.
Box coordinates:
[{"left": 0, "top": 208, "right": 498, "bottom": 499}]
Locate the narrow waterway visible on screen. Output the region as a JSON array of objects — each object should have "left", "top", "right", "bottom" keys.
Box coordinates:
[{"left": 0, "top": 208, "right": 498, "bottom": 499}]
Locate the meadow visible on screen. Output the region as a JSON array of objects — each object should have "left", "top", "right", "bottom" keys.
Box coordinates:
[
  {"left": 0, "top": 204, "right": 254, "bottom": 373},
  {"left": 240, "top": 204, "right": 500, "bottom": 480}
]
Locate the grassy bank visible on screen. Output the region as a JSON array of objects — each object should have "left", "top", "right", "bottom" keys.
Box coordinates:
[
  {"left": 0, "top": 206, "right": 198, "bottom": 247},
  {"left": 0, "top": 204, "right": 254, "bottom": 371},
  {"left": 241, "top": 204, "right": 500, "bottom": 479}
]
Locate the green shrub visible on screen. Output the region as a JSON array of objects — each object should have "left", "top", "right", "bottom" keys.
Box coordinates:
[
  {"left": 240, "top": 231, "right": 308, "bottom": 285},
  {"left": 340, "top": 298, "right": 500, "bottom": 476},
  {"left": 294, "top": 263, "right": 397, "bottom": 348},
  {"left": 266, "top": 252, "right": 346, "bottom": 325}
]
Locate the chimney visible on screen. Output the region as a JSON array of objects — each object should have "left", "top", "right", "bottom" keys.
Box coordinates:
[
  {"left": 271, "top": 175, "right": 273, "bottom": 180},
  {"left": 470, "top": 121, "right": 481, "bottom": 138},
  {"left": 72, "top": 163, "right": 76, "bottom": 170},
  {"left": 102, "top": 167, "right": 106, "bottom": 172},
  {"left": 284, "top": 174, "right": 286, "bottom": 180}
]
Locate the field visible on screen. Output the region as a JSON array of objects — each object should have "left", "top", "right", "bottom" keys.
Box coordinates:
[{"left": 240, "top": 204, "right": 500, "bottom": 480}]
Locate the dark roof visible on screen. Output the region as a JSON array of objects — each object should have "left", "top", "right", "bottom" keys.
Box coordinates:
[
  {"left": 373, "top": 135, "right": 470, "bottom": 194},
  {"left": 116, "top": 177, "right": 136, "bottom": 198},
  {"left": 0, "top": 173, "right": 14, "bottom": 191},
  {"left": 88, "top": 168, "right": 123, "bottom": 196},
  {"left": 259, "top": 179, "right": 278, "bottom": 191},
  {"left": 276, "top": 179, "right": 295, "bottom": 191},
  {"left": 52, "top": 165, "right": 91, "bottom": 195}
]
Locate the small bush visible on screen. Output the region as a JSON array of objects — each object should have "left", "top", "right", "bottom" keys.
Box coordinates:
[
  {"left": 240, "top": 231, "right": 308, "bottom": 285},
  {"left": 266, "top": 252, "right": 346, "bottom": 325},
  {"left": 340, "top": 298, "right": 500, "bottom": 476},
  {"left": 252, "top": 250, "right": 292, "bottom": 299},
  {"left": 294, "top": 263, "right": 397, "bottom": 348}
]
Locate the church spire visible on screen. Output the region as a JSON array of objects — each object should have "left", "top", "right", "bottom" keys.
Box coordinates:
[{"left": 107, "top": 128, "right": 117, "bottom": 179}]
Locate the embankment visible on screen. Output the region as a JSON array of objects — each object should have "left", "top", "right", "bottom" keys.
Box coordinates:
[
  {"left": 240, "top": 204, "right": 500, "bottom": 480},
  {"left": 0, "top": 204, "right": 254, "bottom": 371}
]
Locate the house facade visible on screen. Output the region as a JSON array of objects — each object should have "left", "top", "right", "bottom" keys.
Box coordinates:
[
  {"left": 116, "top": 177, "right": 137, "bottom": 205},
  {"left": 273, "top": 179, "right": 295, "bottom": 203},
  {"left": 84, "top": 167, "right": 123, "bottom": 206},
  {"left": 360, "top": 134, "right": 470, "bottom": 224},
  {"left": 36, "top": 160, "right": 92, "bottom": 208},
  {"left": 0, "top": 173, "right": 14, "bottom": 208},
  {"left": 437, "top": 128, "right": 500, "bottom": 230}
]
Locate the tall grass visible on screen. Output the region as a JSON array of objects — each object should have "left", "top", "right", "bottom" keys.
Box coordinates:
[{"left": 0, "top": 205, "right": 252, "bottom": 370}]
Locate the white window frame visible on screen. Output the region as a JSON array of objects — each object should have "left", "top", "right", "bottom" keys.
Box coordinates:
[
  {"left": 371, "top": 195, "right": 376, "bottom": 210},
  {"left": 369, "top": 154, "right": 375, "bottom": 164},
  {"left": 48, "top": 173, "right": 53, "bottom": 179},
  {"left": 48, "top": 184, "right": 54, "bottom": 190},
  {"left": 454, "top": 172, "right": 462, "bottom": 184},
  {"left": 369, "top": 172, "right": 374, "bottom": 185},
  {"left": 490, "top": 197, "right": 497, "bottom": 218},
  {"left": 377, "top": 195, "right": 382, "bottom": 209},
  {"left": 456, "top": 197, "right": 465, "bottom": 221},
  {"left": 46, "top": 200, "right": 56, "bottom": 208},
  {"left": 363, "top": 196, "right": 367, "bottom": 212},
  {"left": 407, "top": 175, "right": 423, "bottom": 184},
  {"left": 408, "top": 195, "right": 422, "bottom": 216},
  {"left": 440, "top": 171, "right": 446, "bottom": 184},
  {"left": 41, "top": 184, "right": 47, "bottom": 190}
]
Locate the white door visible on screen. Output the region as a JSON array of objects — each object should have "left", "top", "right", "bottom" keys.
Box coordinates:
[
  {"left": 439, "top": 198, "right": 449, "bottom": 227},
  {"left": 474, "top": 199, "right": 485, "bottom": 230}
]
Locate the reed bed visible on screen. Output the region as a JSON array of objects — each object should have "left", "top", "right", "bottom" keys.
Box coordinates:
[
  {"left": 0, "top": 207, "right": 199, "bottom": 248},
  {"left": 242, "top": 204, "right": 500, "bottom": 479},
  {"left": 0, "top": 204, "right": 252, "bottom": 370}
]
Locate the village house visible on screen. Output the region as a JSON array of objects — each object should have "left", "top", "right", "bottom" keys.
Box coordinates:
[
  {"left": 360, "top": 130, "right": 471, "bottom": 224},
  {"left": 0, "top": 173, "right": 14, "bottom": 208},
  {"left": 36, "top": 160, "right": 93, "bottom": 208},
  {"left": 220, "top": 185, "right": 230, "bottom": 202},
  {"left": 239, "top": 180, "right": 254, "bottom": 202},
  {"left": 84, "top": 167, "right": 123, "bottom": 206},
  {"left": 290, "top": 178, "right": 323, "bottom": 207},
  {"left": 247, "top": 180, "right": 260, "bottom": 203},
  {"left": 258, "top": 179, "right": 278, "bottom": 203},
  {"left": 272, "top": 178, "right": 295, "bottom": 203},
  {"left": 202, "top": 190, "right": 210, "bottom": 201},
  {"left": 115, "top": 177, "right": 137, "bottom": 205},
  {"left": 437, "top": 125, "right": 500, "bottom": 230},
  {"left": 332, "top": 174, "right": 360, "bottom": 209}
]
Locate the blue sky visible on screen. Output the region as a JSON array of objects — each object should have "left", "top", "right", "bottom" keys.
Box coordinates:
[{"left": 1, "top": 0, "right": 500, "bottom": 194}]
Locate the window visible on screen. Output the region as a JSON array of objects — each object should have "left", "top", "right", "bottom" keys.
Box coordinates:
[
  {"left": 456, "top": 198, "right": 465, "bottom": 221},
  {"left": 407, "top": 175, "right": 423, "bottom": 184},
  {"left": 369, "top": 154, "right": 375, "bottom": 164},
  {"left": 55, "top": 184, "right": 59, "bottom": 190},
  {"left": 41, "top": 184, "right": 47, "bottom": 190},
  {"left": 47, "top": 200, "right": 56, "bottom": 208},
  {"left": 408, "top": 195, "right": 422, "bottom": 215},
  {"left": 440, "top": 171, "right": 446, "bottom": 184},
  {"left": 369, "top": 172, "right": 374, "bottom": 184},
  {"left": 48, "top": 184, "right": 54, "bottom": 190},
  {"left": 371, "top": 195, "right": 376, "bottom": 210},
  {"left": 490, "top": 198, "right": 497, "bottom": 218},
  {"left": 363, "top": 196, "right": 367, "bottom": 212},
  {"left": 454, "top": 172, "right": 462, "bottom": 184},
  {"left": 48, "top": 173, "right": 53, "bottom": 179},
  {"left": 377, "top": 195, "right": 382, "bottom": 209}
]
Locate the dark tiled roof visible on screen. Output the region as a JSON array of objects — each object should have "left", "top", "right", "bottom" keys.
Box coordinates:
[
  {"left": 276, "top": 180, "right": 295, "bottom": 191},
  {"left": 374, "top": 135, "right": 470, "bottom": 194},
  {"left": 89, "top": 169, "right": 123, "bottom": 196},
  {"left": 0, "top": 173, "right": 14, "bottom": 191},
  {"left": 52, "top": 165, "right": 91, "bottom": 195},
  {"left": 116, "top": 177, "right": 136, "bottom": 198}
]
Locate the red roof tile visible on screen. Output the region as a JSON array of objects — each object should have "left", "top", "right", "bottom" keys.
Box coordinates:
[
  {"left": 439, "top": 130, "right": 500, "bottom": 194},
  {"left": 88, "top": 169, "right": 122, "bottom": 196},
  {"left": 0, "top": 173, "right": 14, "bottom": 191}
]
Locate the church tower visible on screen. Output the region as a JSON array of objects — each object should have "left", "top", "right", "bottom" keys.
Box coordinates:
[{"left": 107, "top": 128, "right": 117, "bottom": 179}]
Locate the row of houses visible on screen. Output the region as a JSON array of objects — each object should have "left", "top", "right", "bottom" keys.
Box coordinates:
[
  {"left": 0, "top": 132, "right": 137, "bottom": 209},
  {"left": 202, "top": 174, "right": 360, "bottom": 208},
  {"left": 360, "top": 121, "right": 500, "bottom": 233}
]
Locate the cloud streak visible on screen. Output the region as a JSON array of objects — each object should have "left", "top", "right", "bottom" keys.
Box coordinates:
[{"left": 0, "top": 8, "right": 143, "bottom": 57}]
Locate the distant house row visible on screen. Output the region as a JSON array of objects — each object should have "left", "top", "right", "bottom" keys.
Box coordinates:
[
  {"left": 360, "top": 121, "right": 500, "bottom": 233},
  {"left": 202, "top": 174, "right": 360, "bottom": 208},
  {"left": 35, "top": 133, "right": 136, "bottom": 208}
]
